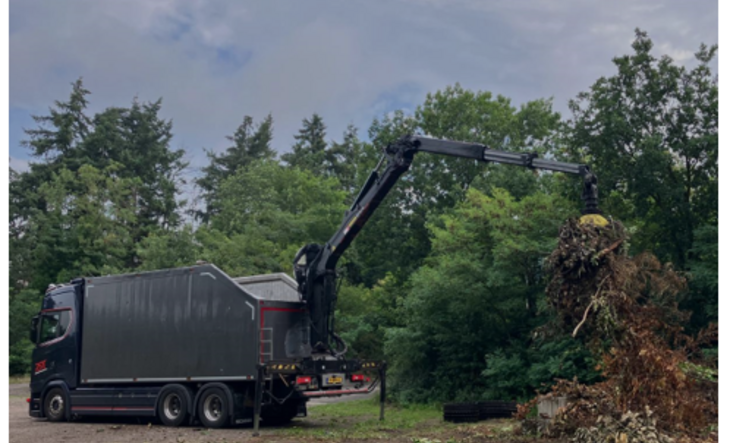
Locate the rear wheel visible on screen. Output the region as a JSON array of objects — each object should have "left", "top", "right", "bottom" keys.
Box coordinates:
[
  {"left": 44, "top": 388, "right": 67, "bottom": 422},
  {"left": 158, "top": 387, "right": 189, "bottom": 427},
  {"left": 198, "top": 388, "right": 229, "bottom": 429}
]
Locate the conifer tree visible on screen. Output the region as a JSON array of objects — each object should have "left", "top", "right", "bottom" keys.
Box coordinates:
[
  {"left": 195, "top": 114, "right": 275, "bottom": 222},
  {"left": 282, "top": 113, "right": 328, "bottom": 176}
]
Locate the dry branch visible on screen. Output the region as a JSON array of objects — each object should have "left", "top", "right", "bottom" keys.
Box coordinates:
[{"left": 529, "top": 217, "right": 717, "bottom": 442}]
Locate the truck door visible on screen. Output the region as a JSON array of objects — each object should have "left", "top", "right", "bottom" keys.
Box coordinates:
[{"left": 32, "top": 308, "right": 76, "bottom": 388}]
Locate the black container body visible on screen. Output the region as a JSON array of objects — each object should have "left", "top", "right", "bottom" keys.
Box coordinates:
[{"left": 79, "top": 264, "right": 309, "bottom": 383}]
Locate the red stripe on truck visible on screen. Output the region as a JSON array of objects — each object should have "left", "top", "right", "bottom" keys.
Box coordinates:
[
  {"left": 71, "top": 406, "right": 112, "bottom": 410},
  {"left": 71, "top": 406, "right": 155, "bottom": 411},
  {"left": 302, "top": 388, "right": 371, "bottom": 397}
]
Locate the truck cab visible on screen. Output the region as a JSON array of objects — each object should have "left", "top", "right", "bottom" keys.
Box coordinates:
[{"left": 28, "top": 281, "right": 83, "bottom": 419}]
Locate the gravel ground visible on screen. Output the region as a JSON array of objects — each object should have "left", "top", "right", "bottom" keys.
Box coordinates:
[
  {"left": 9, "top": 383, "right": 28, "bottom": 398},
  {"left": 8, "top": 384, "right": 375, "bottom": 443}
]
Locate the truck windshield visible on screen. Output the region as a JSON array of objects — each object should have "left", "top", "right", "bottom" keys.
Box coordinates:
[{"left": 39, "top": 310, "right": 71, "bottom": 345}]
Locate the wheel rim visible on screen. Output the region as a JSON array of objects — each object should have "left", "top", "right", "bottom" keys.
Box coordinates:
[
  {"left": 49, "top": 394, "right": 64, "bottom": 416},
  {"left": 203, "top": 394, "right": 223, "bottom": 422},
  {"left": 163, "top": 393, "right": 182, "bottom": 419}
]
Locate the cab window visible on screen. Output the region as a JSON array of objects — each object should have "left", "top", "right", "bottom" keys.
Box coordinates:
[{"left": 39, "top": 311, "right": 71, "bottom": 345}]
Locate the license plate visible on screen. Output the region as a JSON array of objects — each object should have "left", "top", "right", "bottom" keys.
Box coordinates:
[{"left": 326, "top": 376, "right": 343, "bottom": 385}]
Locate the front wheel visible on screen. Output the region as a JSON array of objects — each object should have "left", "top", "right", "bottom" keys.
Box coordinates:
[
  {"left": 198, "top": 388, "right": 229, "bottom": 429},
  {"left": 44, "top": 388, "right": 67, "bottom": 422}
]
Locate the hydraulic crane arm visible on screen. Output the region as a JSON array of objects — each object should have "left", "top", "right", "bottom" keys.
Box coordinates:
[{"left": 293, "top": 135, "right": 601, "bottom": 355}]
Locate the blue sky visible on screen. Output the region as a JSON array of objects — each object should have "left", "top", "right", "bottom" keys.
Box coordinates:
[{"left": 9, "top": 0, "right": 718, "bottom": 178}]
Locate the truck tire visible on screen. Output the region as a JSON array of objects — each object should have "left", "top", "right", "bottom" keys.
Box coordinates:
[
  {"left": 443, "top": 402, "right": 479, "bottom": 423},
  {"left": 44, "top": 388, "right": 67, "bottom": 422},
  {"left": 158, "top": 386, "right": 189, "bottom": 427},
  {"left": 197, "top": 387, "right": 229, "bottom": 429}
]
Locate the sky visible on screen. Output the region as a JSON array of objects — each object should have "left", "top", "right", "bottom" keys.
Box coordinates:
[{"left": 9, "top": 0, "right": 718, "bottom": 178}]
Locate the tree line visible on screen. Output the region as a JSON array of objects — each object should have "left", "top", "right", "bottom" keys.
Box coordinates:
[{"left": 9, "top": 31, "right": 717, "bottom": 404}]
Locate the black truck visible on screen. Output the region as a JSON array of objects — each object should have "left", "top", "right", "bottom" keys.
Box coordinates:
[
  {"left": 28, "top": 266, "right": 379, "bottom": 428},
  {"left": 28, "top": 135, "right": 604, "bottom": 431}
]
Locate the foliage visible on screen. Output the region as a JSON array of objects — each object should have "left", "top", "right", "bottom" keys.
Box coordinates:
[
  {"left": 336, "top": 274, "right": 408, "bottom": 361},
  {"left": 385, "top": 188, "right": 573, "bottom": 403},
  {"left": 212, "top": 159, "right": 346, "bottom": 247},
  {"left": 281, "top": 113, "right": 329, "bottom": 175},
  {"left": 193, "top": 227, "right": 281, "bottom": 277},
  {"left": 18, "top": 163, "right": 141, "bottom": 290},
  {"left": 354, "top": 85, "right": 563, "bottom": 287},
  {"left": 86, "top": 98, "right": 187, "bottom": 234},
  {"left": 194, "top": 114, "right": 275, "bottom": 222},
  {"left": 326, "top": 124, "right": 371, "bottom": 196},
  {"left": 136, "top": 225, "right": 200, "bottom": 271},
  {"left": 9, "top": 289, "right": 42, "bottom": 375},
  {"left": 138, "top": 160, "right": 349, "bottom": 277},
  {"left": 482, "top": 336, "right": 599, "bottom": 401},
  {"left": 566, "top": 29, "right": 718, "bottom": 272},
  {"left": 22, "top": 78, "right": 92, "bottom": 161},
  {"left": 686, "top": 224, "right": 718, "bottom": 326},
  {"left": 10, "top": 79, "right": 187, "bottom": 292}
]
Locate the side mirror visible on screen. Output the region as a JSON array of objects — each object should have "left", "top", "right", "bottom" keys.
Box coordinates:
[{"left": 30, "top": 315, "right": 39, "bottom": 344}]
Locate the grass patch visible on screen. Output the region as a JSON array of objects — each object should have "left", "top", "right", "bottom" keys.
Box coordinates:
[
  {"left": 278, "top": 399, "right": 519, "bottom": 441},
  {"left": 281, "top": 399, "right": 448, "bottom": 439},
  {"left": 10, "top": 374, "right": 30, "bottom": 385}
]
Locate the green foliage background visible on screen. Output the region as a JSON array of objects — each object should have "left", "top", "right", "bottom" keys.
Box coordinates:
[{"left": 9, "top": 31, "right": 717, "bottom": 405}]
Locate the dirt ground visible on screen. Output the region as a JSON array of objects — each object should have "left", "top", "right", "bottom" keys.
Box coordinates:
[
  {"left": 9, "top": 384, "right": 553, "bottom": 443},
  {"left": 10, "top": 395, "right": 279, "bottom": 443},
  {"left": 9, "top": 385, "right": 374, "bottom": 443}
]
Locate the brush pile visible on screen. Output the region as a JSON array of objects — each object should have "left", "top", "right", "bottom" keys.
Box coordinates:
[{"left": 525, "top": 218, "right": 718, "bottom": 442}]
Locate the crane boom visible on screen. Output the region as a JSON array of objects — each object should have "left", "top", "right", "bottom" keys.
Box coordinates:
[{"left": 293, "top": 135, "right": 602, "bottom": 355}]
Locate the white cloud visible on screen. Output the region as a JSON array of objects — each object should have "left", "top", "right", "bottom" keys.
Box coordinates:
[
  {"left": 658, "top": 43, "right": 695, "bottom": 63},
  {"left": 9, "top": 0, "right": 718, "bottom": 172}
]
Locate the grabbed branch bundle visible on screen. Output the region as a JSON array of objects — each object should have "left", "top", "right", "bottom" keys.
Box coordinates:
[{"left": 527, "top": 218, "right": 717, "bottom": 441}]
